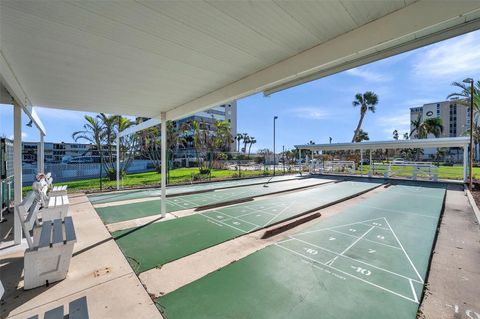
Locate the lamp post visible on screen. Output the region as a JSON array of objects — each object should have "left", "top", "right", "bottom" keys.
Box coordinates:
[
  {"left": 273, "top": 116, "right": 278, "bottom": 176},
  {"left": 282, "top": 145, "right": 285, "bottom": 173},
  {"left": 463, "top": 78, "right": 474, "bottom": 190}
]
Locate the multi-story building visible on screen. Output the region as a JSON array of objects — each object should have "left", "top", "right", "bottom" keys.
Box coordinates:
[
  {"left": 410, "top": 100, "right": 472, "bottom": 138},
  {"left": 22, "top": 142, "right": 112, "bottom": 164},
  {"left": 410, "top": 99, "right": 475, "bottom": 161},
  {"left": 138, "top": 101, "right": 238, "bottom": 166}
]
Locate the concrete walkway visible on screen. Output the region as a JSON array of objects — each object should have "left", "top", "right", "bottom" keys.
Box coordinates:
[
  {"left": 0, "top": 193, "right": 162, "bottom": 319},
  {"left": 419, "top": 184, "right": 480, "bottom": 319}
]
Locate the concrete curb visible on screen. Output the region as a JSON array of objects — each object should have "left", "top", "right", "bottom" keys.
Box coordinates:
[{"left": 464, "top": 184, "right": 480, "bottom": 226}]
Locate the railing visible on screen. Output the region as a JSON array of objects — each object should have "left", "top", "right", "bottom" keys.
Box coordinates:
[{"left": 22, "top": 160, "right": 155, "bottom": 185}]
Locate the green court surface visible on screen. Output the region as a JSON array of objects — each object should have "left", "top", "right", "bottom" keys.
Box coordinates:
[
  {"left": 156, "top": 182, "right": 446, "bottom": 319},
  {"left": 114, "top": 180, "right": 381, "bottom": 273},
  {"left": 95, "top": 177, "right": 332, "bottom": 224},
  {"left": 88, "top": 175, "right": 299, "bottom": 205}
]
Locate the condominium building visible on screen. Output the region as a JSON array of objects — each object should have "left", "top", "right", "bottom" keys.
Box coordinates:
[
  {"left": 410, "top": 100, "right": 475, "bottom": 161},
  {"left": 410, "top": 100, "right": 473, "bottom": 139},
  {"left": 22, "top": 142, "right": 112, "bottom": 164},
  {"left": 138, "top": 101, "right": 238, "bottom": 166}
]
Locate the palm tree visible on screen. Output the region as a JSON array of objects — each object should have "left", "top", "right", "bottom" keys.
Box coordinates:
[
  {"left": 422, "top": 118, "right": 444, "bottom": 138},
  {"left": 410, "top": 114, "right": 424, "bottom": 139},
  {"left": 447, "top": 80, "right": 480, "bottom": 111},
  {"left": 354, "top": 129, "right": 370, "bottom": 142},
  {"left": 72, "top": 115, "right": 103, "bottom": 149},
  {"left": 352, "top": 91, "right": 379, "bottom": 143},
  {"left": 393, "top": 130, "right": 399, "bottom": 140},
  {"left": 242, "top": 133, "right": 250, "bottom": 153},
  {"left": 235, "top": 133, "right": 243, "bottom": 153},
  {"left": 248, "top": 137, "right": 256, "bottom": 157}
]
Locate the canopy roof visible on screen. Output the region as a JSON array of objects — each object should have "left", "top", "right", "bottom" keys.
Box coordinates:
[
  {"left": 1, "top": 1, "right": 480, "bottom": 120},
  {"left": 295, "top": 137, "right": 470, "bottom": 151}
]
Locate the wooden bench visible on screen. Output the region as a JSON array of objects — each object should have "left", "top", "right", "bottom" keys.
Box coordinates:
[
  {"left": 16, "top": 192, "right": 76, "bottom": 290},
  {"left": 27, "top": 296, "right": 89, "bottom": 319}
]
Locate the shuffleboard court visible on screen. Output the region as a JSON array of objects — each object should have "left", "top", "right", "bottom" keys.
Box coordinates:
[
  {"left": 156, "top": 182, "right": 446, "bottom": 319},
  {"left": 114, "top": 180, "right": 381, "bottom": 273},
  {"left": 95, "top": 177, "right": 333, "bottom": 224},
  {"left": 88, "top": 174, "right": 299, "bottom": 205}
]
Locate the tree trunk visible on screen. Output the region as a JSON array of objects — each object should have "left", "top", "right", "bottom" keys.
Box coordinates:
[{"left": 352, "top": 110, "right": 366, "bottom": 143}]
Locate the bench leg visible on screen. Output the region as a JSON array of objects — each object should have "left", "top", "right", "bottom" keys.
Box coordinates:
[{"left": 23, "top": 243, "right": 75, "bottom": 290}]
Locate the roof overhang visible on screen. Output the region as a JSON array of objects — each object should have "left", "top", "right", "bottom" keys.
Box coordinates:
[
  {"left": 1, "top": 1, "right": 480, "bottom": 122},
  {"left": 1, "top": 52, "right": 46, "bottom": 135},
  {"left": 295, "top": 137, "right": 470, "bottom": 151}
]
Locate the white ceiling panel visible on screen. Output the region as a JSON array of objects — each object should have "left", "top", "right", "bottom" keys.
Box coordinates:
[{"left": 1, "top": 0, "right": 479, "bottom": 119}]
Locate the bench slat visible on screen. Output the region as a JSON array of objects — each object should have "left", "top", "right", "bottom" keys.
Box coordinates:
[
  {"left": 25, "top": 201, "right": 40, "bottom": 232},
  {"left": 52, "top": 219, "right": 63, "bottom": 246},
  {"left": 44, "top": 305, "right": 64, "bottom": 319},
  {"left": 48, "top": 196, "right": 55, "bottom": 207},
  {"left": 38, "top": 222, "right": 52, "bottom": 249},
  {"left": 64, "top": 217, "right": 76, "bottom": 243},
  {"left": 69, "top": 296, "right": 89, "bottom": 319},
  {"left": 20, "top": 192, "right": 36, "bottom": 211},
  {"left": 62, "top": 195, "right": 69, "bottom": 205}
]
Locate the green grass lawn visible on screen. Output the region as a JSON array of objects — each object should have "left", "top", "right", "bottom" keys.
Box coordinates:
[
  {"left": 22, "top": 168, "right": 275, "bottom": 194},
  {"left": 356, "top": 164, "right": 479, "bottom": 180},
  {"left": 22, "top": 164, "right": 474, "bottom": 194}
]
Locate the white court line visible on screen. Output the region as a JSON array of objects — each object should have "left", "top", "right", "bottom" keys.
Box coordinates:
[
  {"left": 409, "top": 279, "right": 419, "bottom": 303},
  {"left": 199, "top": 214, "right": 250, "bottom": 234},
  {"left": 327, "top": 229, "right": 401, "bottom": 250},
  {"left": 356, "top": 204, "right": 437, "bottom": 219},
  {"left": 274, "top": 243, "right": 419, "bottom": 304},
  {"left": 287, "top": 237, "right": 422, "bottom": 284},
  {"left": 383, "top": 219, "right": 424, "bottom": 284},
  {"left": 326, "top": 226, "right": 375, "bottom": 266},
  {"left": 294, "top": 217, "right": 387, "bottom": 236},
  {"left": 261, "top": 200, "right": 298, "bottom": 227},
  {"left": 359, "top": 222, "right": 389, "bottom": 231}
]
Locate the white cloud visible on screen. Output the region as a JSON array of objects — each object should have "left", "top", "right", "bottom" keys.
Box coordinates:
[
  {"left": 286, "top": 107, "right": 330, "bottom": 120},
  {"left": 376, "top": 112, "right": 411, "bottom": 139},
  {"left": 413, "top": 31, "right": 480, "bottom": 79},
  {"left": 345, "top": 67, "right": 392, "bottom": 82}
]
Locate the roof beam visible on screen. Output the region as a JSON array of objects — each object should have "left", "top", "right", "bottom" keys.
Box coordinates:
[
  {"left": 295, "top": 137, "right": 470, "bottom": 151},
  {"left": 164, "top": 0, "right": 480, "bottom": 121},
  {"left": 118, "top": 117, "right": 161, "bottom": 138},
  {"left": 0, "top": 50, "right": 46, "bottom": 135}
]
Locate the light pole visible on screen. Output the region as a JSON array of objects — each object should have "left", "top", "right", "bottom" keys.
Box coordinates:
[
  {"left": 273, "top": 116, "right": 278, "bottom": 176},
  {"left": 463, "top": 78, "right": 474, "bottom": 190},
  {"left": 282, "top": 145, "right": 285, "bottom": 173}
]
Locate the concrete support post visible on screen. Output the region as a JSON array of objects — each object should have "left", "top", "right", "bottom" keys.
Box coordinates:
[
  {"left": 38, "top": 133, "right": 44, "bottom": 173},
  {"left": 13, "top": 103, "right": 23, "bottom": 244},
  {"left": 360, "top": 149, "right": 363, "bottom": 177},
  {"left": 116, "top": 136, "right": 120, "bottom": 190},
  {"left": 369, "top": 149, "right": 373, "bottom": 178},
  {"left": 161, "top": 113, "right": 167, "bottom": 218},
  {"left": 464, "top": 146, "right": 468, "bottom": 183}
]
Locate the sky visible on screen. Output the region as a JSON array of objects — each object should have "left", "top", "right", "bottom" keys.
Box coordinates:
[{"left": 1, "top": 29, "right": 480, "bottom": 152}]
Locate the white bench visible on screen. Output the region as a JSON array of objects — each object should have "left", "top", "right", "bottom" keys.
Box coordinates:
[
  {"left": 32, "top": 181, "right": 69, "bottom": 221},
  {"left": 27, "top": 296, "right": 89, "bottom": 319},
  {"left": 44, "top": 194, "right": 70, "bottom": 221},
  {"left": 15, "top": 192, "right": 76, "bottom": 290},
  {"left": 45, "top": 172, "right": 68, "bottom": 196}
]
